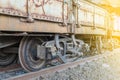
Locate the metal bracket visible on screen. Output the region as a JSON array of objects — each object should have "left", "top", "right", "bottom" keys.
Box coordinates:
[
  {"left": 55, "top": 34, "right": 66, "bottom": 63},
  {"left": 37, "top": 45, "right": 46, "bottom": 59},
  {"left": 70, "top": 34, "right": 84, "bottom": 56},
  {"left": 57, "top": 53, "right": 66, "bottom": 63},
  {"left": 20, "top": 0, "right": 34, "bottom": 23},
  {"left": 62, "top": 0, "right": 68, "bottom": 26},
  {"left": 71, "top": 34, "right": 77, "bottom": 47}
]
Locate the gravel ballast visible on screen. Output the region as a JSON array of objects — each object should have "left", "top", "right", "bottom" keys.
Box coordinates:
[{"left": 40, "top": 49, "right": 120, "bottom": 80}]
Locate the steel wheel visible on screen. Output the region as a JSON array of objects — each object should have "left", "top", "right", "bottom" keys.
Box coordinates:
[
  {"left": 0, "top": 50, "right": 17, "bottom": 66},
  {"left": 19, "top": 37, "right": 46, "bottom": 72}
]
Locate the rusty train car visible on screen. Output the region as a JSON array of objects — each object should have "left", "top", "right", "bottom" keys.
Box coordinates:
[{"left": 0, "top": 0, "right": 115, "bottom": 72}]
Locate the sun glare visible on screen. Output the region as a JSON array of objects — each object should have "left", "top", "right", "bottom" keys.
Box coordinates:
[{"left": 113, "top": 16, "right": 120, "bottom": 31}]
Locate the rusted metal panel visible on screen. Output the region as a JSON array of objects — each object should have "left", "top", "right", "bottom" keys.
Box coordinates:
[
  {"left": 94, "top": 6, "right": 106, "bottom": 28},
  {"left": 0, "top": 0, "right": 68, "bottom": 22},
  {"left": 76, "top": 27, "right": 106, "bottom": 35},
  {"left": 0, "top": 0, "right": 108, "bottom": 35},
  {"left": 113, "top": 16, "right": 120, "bottom": 31},
  {"left": 75, "top": 0, "right": 107, "bottom": 35},
  {"left": 77, "top": 0, "right": 107, "bottom": 29},
  {"left": 0, "top": 15, "right": 68, "bottom": 33},
  {"left": 0, "top": 0, "right": 27, "bottom": 16}
]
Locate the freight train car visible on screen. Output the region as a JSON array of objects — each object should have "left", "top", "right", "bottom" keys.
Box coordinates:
[
  {"left": 75, "top": 0, "right": 111, "bottom": 53},
  {"left": 109, "top": 15, "right": 120, "bottom": 48},
  {"left": 0, "top": 0, "right": 113, "bottom": 72}
]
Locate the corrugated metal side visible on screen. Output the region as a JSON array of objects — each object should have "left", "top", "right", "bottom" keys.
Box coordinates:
[
  {"left": 77, "top": 0, "right": 106, "bottom": 29},
  {"left": 0, "top": 0, "right": 68, "bottom": 22}
]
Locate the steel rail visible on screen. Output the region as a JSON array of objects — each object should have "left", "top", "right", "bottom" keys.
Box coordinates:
[{"left": 0, "top": 64, "right": 21, "bottom": 72}]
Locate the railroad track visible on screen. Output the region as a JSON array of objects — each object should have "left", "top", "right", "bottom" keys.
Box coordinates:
[
  {"left": 4, "top": 49, "right": 117, "bottom": 80},
  {"left": 0, "top": 64, "right": 25, "bottom": 80},
  {"left": 0, "top": 64, "right": 21, "bottom": 72}
]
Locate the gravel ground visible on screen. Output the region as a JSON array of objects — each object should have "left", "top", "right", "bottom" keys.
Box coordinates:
[
  {"left": 0, "top": 69, "right": 26, "bottom": 80},
  {"left": 39, "top": 49, "right": 120, "bottom": 80},
  {"left": 1, "top": 49, "right": 120, "bottom": 80}
]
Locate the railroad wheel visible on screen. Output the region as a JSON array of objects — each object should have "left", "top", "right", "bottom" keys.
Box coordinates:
[
  {"left": 19, "top": 37, "right": 46, "bottom": 72},
  {"left": 0, "top": 50, "right": 17, "bottom": 66}
]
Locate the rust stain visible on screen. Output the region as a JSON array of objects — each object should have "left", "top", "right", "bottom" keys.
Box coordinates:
[
  {"left": 32, "top": 0, "right": 51, "bottom": 14},
  {"left": 0, "top": 7, "right": 27, "bottom": 16},
  {"left": 33, "top": 0, "right": 50, "bottom": 7},
  {"left": 0, "top": 0, "right": 68, "bottom": 23}
]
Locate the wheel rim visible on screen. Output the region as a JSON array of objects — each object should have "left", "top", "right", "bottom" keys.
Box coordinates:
[
  {"left": 0, "top": 51, "right": 17, "bottom": 66},
  {"left": 19, "top": 37, "right": 46, "bottom": 72}
]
